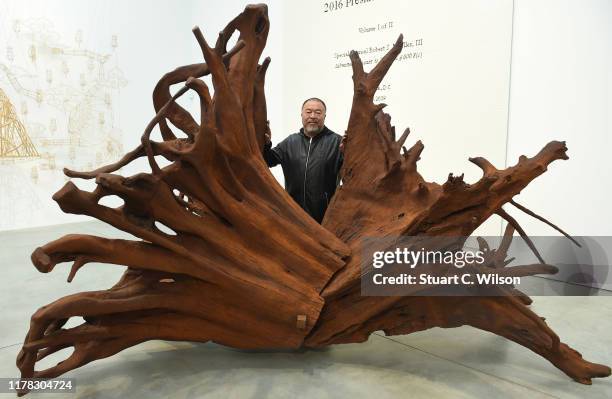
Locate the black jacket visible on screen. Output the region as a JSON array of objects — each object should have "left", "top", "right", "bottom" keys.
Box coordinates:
[{"left": 264, "top": 126, "right": 343, "bottom": 223}]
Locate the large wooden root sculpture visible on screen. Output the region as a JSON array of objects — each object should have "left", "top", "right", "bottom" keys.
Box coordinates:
[{"left": 16, "top": 4, "right": 610, "bottom": 395}]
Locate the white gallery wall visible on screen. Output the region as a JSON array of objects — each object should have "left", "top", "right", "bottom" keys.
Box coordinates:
[
  {"left": 0, "top": 0, "right": 610, "bottom": 242},
  {"left": 0, "top": 0, "right": 284, "bottom": 231},
  {"left": 507, "top": 0, "right": 611, "bottom": 236},
  {"left": 506, "top": 0, "right": 612, "bottom": 288}
]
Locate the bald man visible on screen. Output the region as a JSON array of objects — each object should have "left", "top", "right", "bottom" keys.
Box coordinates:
[{"left": 263, "top": 98, "right": 343, "bottom": 223}]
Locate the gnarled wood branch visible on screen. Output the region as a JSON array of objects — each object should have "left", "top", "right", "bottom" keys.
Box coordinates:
[{"left": 16, "top": 4, "right": 609, "bottom": 396}]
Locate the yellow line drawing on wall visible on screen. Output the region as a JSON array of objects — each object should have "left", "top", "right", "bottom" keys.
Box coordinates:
[
  {"left": 0, "top": 64, "right": 39, "bottom": 102},
  {"left": 0, "top": 87, "right": 38, "bottom": 158},
  {"left": 0, "top": 14, "right": 128, "bottom": 230},
  {"left": 0, "top": 17, "right": 127, "bottom": 172}
]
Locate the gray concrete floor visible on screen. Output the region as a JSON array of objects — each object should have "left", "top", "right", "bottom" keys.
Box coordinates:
[{"left": 1, "top": 221, "right": 611, "bottom": 399}]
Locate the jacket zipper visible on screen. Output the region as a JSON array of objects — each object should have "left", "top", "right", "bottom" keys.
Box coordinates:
[{"left": 303, "top": 137, "right": 312, "bottom": 207}]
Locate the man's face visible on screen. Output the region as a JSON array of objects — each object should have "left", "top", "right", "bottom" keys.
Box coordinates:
[{"left": 301, "top": 100, "right": 326, "bottom": 136}]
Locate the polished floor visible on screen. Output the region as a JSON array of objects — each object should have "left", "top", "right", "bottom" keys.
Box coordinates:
[{"left": 1, "top": 222, "right": 611, "bottom": 398}]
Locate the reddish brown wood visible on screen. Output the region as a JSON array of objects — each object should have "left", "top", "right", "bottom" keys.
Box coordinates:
[{"left": 16, "top": 4, "right": 610, "bottom": 395}]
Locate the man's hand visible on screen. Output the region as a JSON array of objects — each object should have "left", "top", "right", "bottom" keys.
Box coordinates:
[
  {"left": 264, "top": 120, "right": 271, "bottom": 144},
  {"left": 339, "top": 134, "right": 347, "bottom": 153}
]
